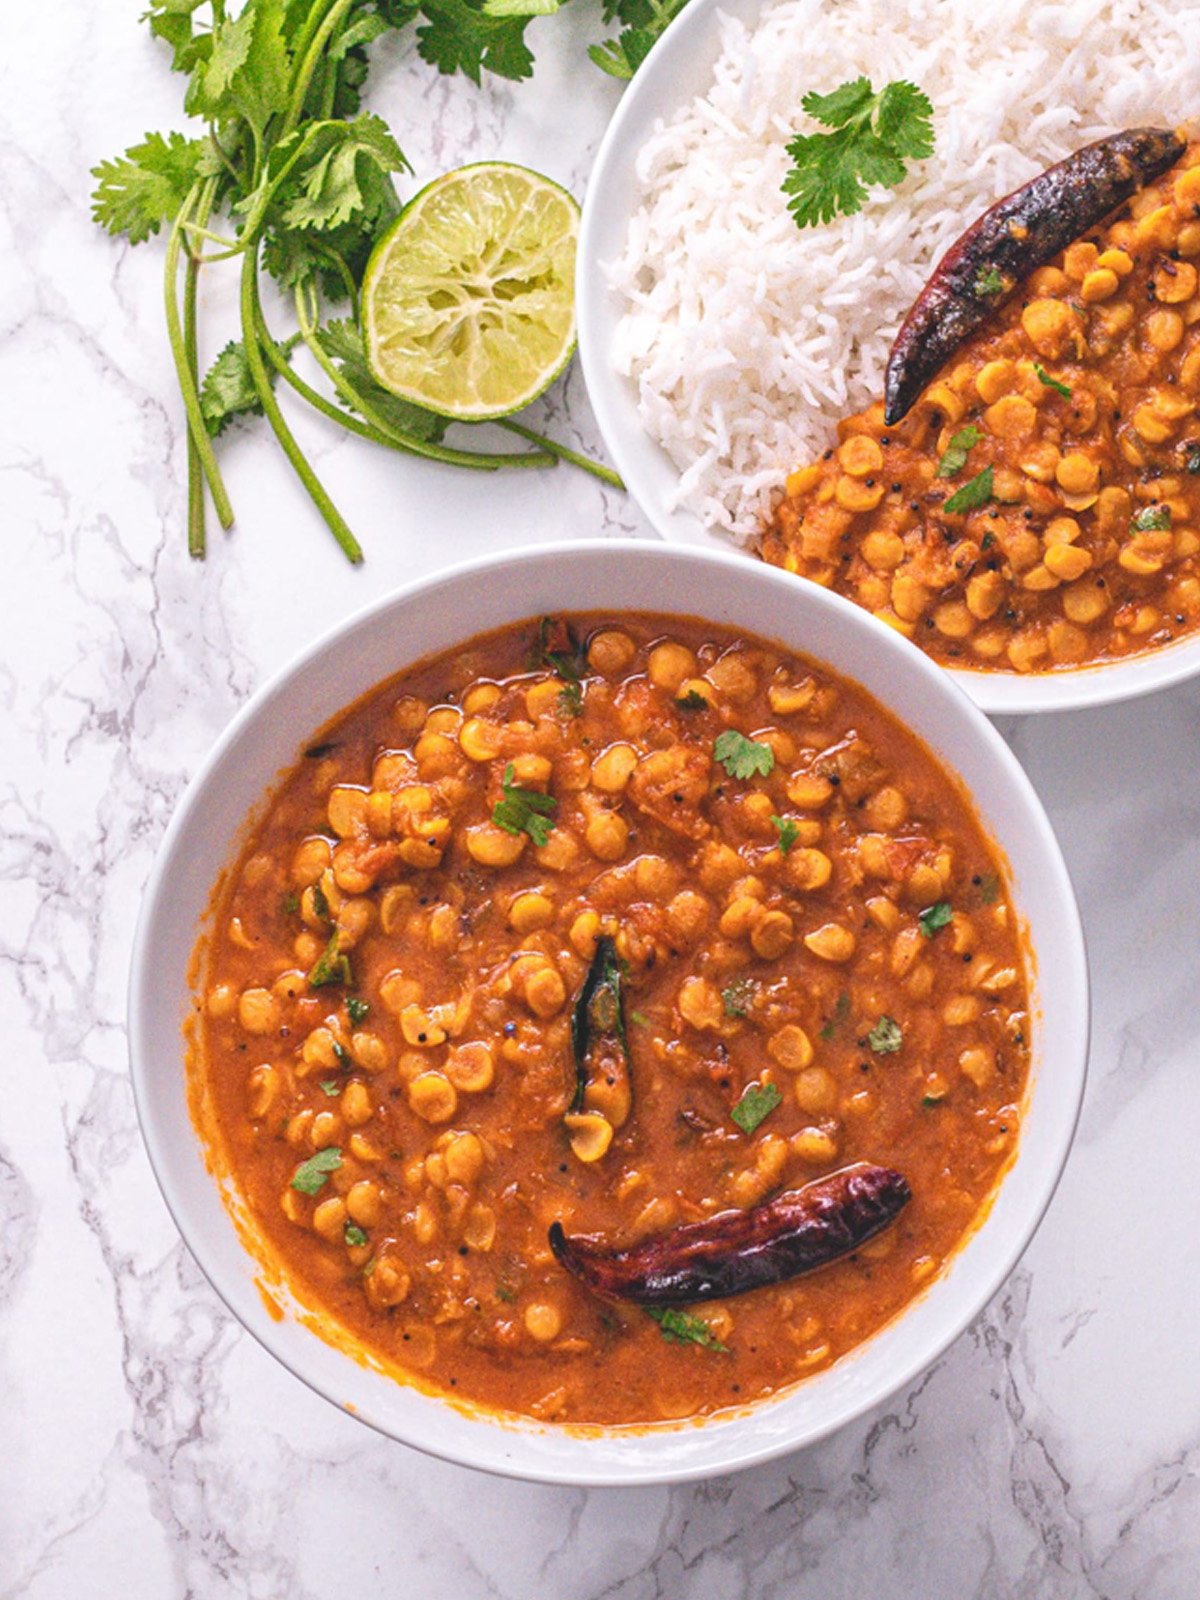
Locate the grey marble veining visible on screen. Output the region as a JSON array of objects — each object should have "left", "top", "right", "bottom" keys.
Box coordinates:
[{"left": 2, "top": 8, "right": 1198, "bottom": 1597}]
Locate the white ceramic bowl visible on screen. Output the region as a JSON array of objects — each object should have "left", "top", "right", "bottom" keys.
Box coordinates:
[
  {"left": 576, "top": 0, "right": 1200, "bottom": 715},
  {"left": 129, "top": 540, "right": 1088, "bottom": 1485}
]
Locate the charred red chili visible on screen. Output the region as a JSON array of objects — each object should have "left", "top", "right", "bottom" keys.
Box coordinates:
[
  {"left": 883, "top": 126, "right": 1186, "bottom": 423},
  {"left": 549, "top": 1162, "right": 911, "bottom": 1305}
]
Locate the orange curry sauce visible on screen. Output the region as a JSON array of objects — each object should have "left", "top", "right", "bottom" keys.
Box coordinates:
[
  {"left": 194, "top": 614, "right": 1030, "bottom": 1425},
  {"left": 764, "top": 144, "right": 1200, "bottom": 673}
]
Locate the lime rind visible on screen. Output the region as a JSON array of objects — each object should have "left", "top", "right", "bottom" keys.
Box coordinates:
[{"left": 364, "top": 162, "right": 579, "bottom": 422}]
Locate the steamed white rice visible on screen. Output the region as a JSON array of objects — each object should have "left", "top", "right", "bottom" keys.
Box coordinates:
[{"left": 609, "top": 0, "right": 1198, "bottom": 542}]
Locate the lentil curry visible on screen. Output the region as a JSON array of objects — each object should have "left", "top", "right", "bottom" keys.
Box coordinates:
[
  {"left": 764, "top": 142, "right": 1200, "bottom": 673},
  {"left": 195, "top": 613, "right": 1030, "bottom": 1425}
]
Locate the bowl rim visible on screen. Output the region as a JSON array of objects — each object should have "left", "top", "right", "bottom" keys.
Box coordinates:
[
  {"left": 127, "top": 537, "right": 1090, "bottom": 1485},
  {"left": 574, "top": 0, "right": 1200, "bottom": 718}
]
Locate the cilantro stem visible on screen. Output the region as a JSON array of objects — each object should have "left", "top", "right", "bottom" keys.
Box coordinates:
[
  {"left": 496, "top": 420, "right": 624, "bottom": 488},
  {"left": 262, "top": 325, "right": 546, "bottom": 469},
  {"left": 240, "top": 248, "right": 363, "bottom": 563},
  {"left": 292, "top": 284, "right": 555, "bottom": 472},
  {"left": 283, "top": 0, "right": 357, "bottom": 138},
  {"left": 182, "top": 222, "right": 242, "bottom": 252},
  {"left": 183, "top": 178, "right": 216, "bottom": 559},
  {"left": 165, "top": 182, "right": 234, "bottom": 534}
]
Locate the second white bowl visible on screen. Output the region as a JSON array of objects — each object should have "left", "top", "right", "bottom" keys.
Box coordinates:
[{"left": 576, "top": 0, "right": 1200, "bottom": 715}]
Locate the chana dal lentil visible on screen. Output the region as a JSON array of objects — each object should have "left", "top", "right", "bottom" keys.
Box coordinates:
[
  {"left": 763, "top": 143, "right": 1200, "bottom": 673},
  {"left": 195, "top": 613, "right": 1030, "bottom": 1424}
]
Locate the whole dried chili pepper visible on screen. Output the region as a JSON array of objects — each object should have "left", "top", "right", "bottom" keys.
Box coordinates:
[
  {"left": 884, "top": 127, "right": 1186, "bottom": 424},
  {"left": 549, "top": 1161, "right": 910, "bottom": 1304}
]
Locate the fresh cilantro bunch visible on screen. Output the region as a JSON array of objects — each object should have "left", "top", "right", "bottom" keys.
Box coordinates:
[
  {"left": 91, "top": 0, "right": 621, "bottom": 564},
  {"left": 782, "top": 76, "right": 934, "bottom": 230}
]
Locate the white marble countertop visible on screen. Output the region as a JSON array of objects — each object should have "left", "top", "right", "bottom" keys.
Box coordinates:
[{"left": 4, "top": 7, "right": 1199, "bottom": 1596}]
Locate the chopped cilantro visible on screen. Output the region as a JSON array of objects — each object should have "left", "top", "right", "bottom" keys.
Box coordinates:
[
  {"left": 978, "top": 872, "right": 1000, "bottom": 905},
  {"left": 291, "top": 1147, "right": 342, "bottom": 1195},
  {"left": 318, "top": 1079, "right": 342, "bottom": 1097},
  {"left": 281, "top": 891, "right": 300, "bottom": 917},
  {"left": 1033, "top": 363, "right": 1072, "bottom": 398},
  {"left": 311, "top": 881, "right": 331, "bottom": 923},
  {"left": 676, "top": 688, "right": 709, "bottom": 711},
  {"left": 1131, "top": 504, "right": 1170, "bottom": 532},
  {"left": 935, "top": 425, "right": 981, "bottom": 479},
  {"left": 492, "top": 761, "right": 556, "bottom": 846},
  {"left": 721, "top": 977, "right": 755, "bottom": 1018},
  {"left": 344, "top": 1223, "right": 368, "bottom": 1248},
  {"left": 527, "top": 616, "right": 587, "bottom": 683},
  {"left": 1186, "top": 445, "right": 1200, "bottom": 475},
  {"left": 943, "top": 466, "right": 994, "bottom": 515},
  {"left": 731, "top": 1081, "right": 783, "bottom": 1134},
  {"left": 771, "top": 815, "right": 799, "bottom": 853},
  {"left": 647, "top": 1307, "right": 729, "bottom": 1352},
  {"left": 974, "top": 265, "right": 1005, "bottom": 298},
  {"left": 867, "top": 1015, "right": 903, "bottom": 1054},
  {"left": 918, "top": 901, "right": 953, "bottom": 939},
  {"left": 820, "top": 991, "right": 851, "bottom": 1040},
  {"left": 557, "top": 679, "right": 583, "bottom": 717},
  {"left": 308, "top": 930, "right": 352, "bottom": 989},
  {"left": 630, "top": 1010, "right": 650, "bottom": 1026},
  {"left": 346, "top": 996, "right": 370, "bottom": 1026},
  {"left": 714, "top": 729, "right": 775, "bottom": 780},
  {"left": 495, "top": 1283, "right": 517, "bottom": 1304}
]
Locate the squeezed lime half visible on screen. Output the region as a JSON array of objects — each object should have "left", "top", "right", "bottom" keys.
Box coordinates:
[{"left": 363, "top": 161, "right": 580, "bottom": 422}]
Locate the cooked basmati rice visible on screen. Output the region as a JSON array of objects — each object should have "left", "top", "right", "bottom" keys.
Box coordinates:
[{"left": 608, "top": 0, "right": 1197, "bottom": 542}]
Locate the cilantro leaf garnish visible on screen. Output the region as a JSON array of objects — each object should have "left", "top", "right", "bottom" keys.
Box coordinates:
[
  {"left": 918, "top": 901, "right": 953, "bottom": 939},
  {"left": 676, "top": 688, "right": 709, "bottom": 711},
  {"left": 867, "top": 1015, "right": 903, "bottom": 1054},
  {"left": 935, "top": 426, "right": 981, "bottom": 480},
  {"left": 558, "top": 680, "right": 583, "bottom": 717},
  {"left": 974, "top": 265, "right": 1005, "bottom": 298},
  {"left": 291, "top": 1147, "right": 342, "bottom": 1195},
  {"left": 647, "top": 1307, "right": 729, "bottom": 1352},
  {"left": 308, "top": 930, "right": 352, "bottom": 989},
  {"left": 492, "top": 762, "right": 556, "bottom": 846},
  {"left": 731, "top": 1081, "right": 782, "bottom": 1134},
  {"left": 721, "top": 977, "right": 755, "bottom": 1019},
  {"left": 280, "top": 890, "right": 300, "bottom": 917},
  {"left": 311, "top": 881, "right": 331, "bottom": 923},
  {"left": 1186, "top": 446, "right": 1200, "bottom": 475},
  {"left": 714, "top": 730, "right": 775, "bottom": 780},
  {"left": 344, "top": 1223, "right": 368, "bottom": 1247},
  {"left": 1131, "top": 504, "right": 1171, "bottom": 532},
  {"left": 319, "top": 1079, "right": 342, "bottom": 1097},
  {"left": 346, "top": 996, "right": 370, "bottom": 1026},
  {"left": 977, "top": 872, "right": 1000, "bottom": 905},
  {"left": 820, "top": 991, "right": 851, "bottom": 1040},
  {"left": 782, "top": 77, "right": 934, "bottom": 230},
  {"left": 943, "top": 466, "right": 994, "bottom": 515},
  {"left": 1033, "top": 363, "right": 1072, "bottom": 398},
  {"left": 771, "top": 814, "right": 799, "bottom": 853}
]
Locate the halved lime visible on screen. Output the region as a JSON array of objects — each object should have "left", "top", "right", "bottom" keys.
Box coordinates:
[{"left": 363, "top": 162, "right": 580, "bottom": 422}]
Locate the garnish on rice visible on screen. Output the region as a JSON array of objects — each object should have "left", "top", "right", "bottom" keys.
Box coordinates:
[{"left": 782, "top": 76, "right": 934, "bottom": 230}]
